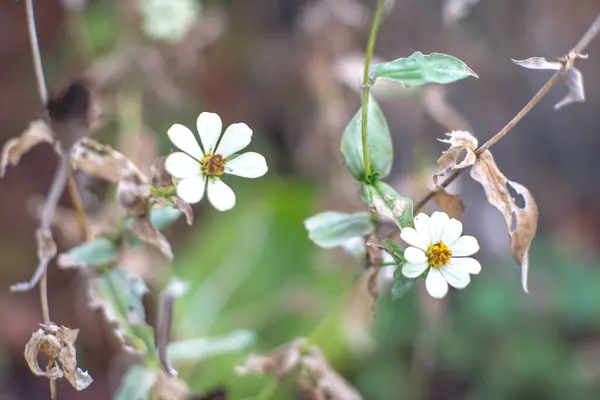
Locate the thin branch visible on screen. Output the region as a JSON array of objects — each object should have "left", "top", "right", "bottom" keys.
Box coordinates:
[
  {"left": 413, "top": 14, "right": 600, "bottom": 214},
  {"left": 25, "top": 0, "right": 47, "bottom": 104},
  {"left": 67, "top": 170, "right": 92, "bottom": 241}
]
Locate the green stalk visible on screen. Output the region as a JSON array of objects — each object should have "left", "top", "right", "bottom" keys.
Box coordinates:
[{"left": 360, "top": 0, "right": 386, "bottom": 180}]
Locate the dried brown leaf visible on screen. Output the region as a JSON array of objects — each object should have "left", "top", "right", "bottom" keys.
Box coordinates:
[
  {"left": 71, "top": 138, "right": 145, "bottom": 183},
  {"left": 469, "top": 150, "right": 538, "bottom": 292},
  {"left": 511, "top": 57, "right": 562, "bottom": 70},
  {"left": 301, "top": 347, "right": 362, "bottom": 400},
  {"left": 555, "top": 67, "right": 585, "bottom": 110},
  {"left": 130, "top": 216, "right": 174, "bottom": 261},
  {"left": 434, "top": 186, "right": 464, "bottom": 219},
  {"left": 235, "top": 338, "right": 306, "bottom": 377},
  {"left": 151, "top": 370, "right": 190, "bottom": 400},
  {"left": 151, "top": 157, "right": 172, "bottom": 188},
  {"left": 0, "top": 120, "right": 54, "bottom": 178},
  {"left": 24, "top": 324, "right": 93, "bottom": 391},
  {"left": 436, "top": 131, "right": 478, "bottom": 177}
]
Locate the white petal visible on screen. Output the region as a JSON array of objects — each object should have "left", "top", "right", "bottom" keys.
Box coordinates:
[
  {"left": 425, "top": 268, "right": 448, "bottom": 298},
  {"left": 413, "top": 213, "right": 431, "bottom": 244},
  {"left": 450, "top": 236, "right": 479, "bottom": 257},
  {"left": 168, "top": 124, "right": 203, "bottom": 159},
  {"left": 402, "top": 262, "right": 428, "bottom": 278},
  {"left": 400, "top": 227, "right": 427, "bottom": 250},
  {"left": 439, "top": 264, "right": 470, "bottom": 289},
  {"left": 404, "top": 246, "right": 427, "bottom": 264},
  {"left": 216, "top": 123, "right": 253, "bottom": 157},
  {"left": 441, "top": 218, "right": 463, "bottom": 246},
  {"left": 225, "top": 152, "right": 268, "bottom": 178},
  {"left": 429, "top": 211, "right": 450, "bottom": 242},
  {"left": 176, "top": 176, "right": 206, "bottom": 204},
  {"left": 197, "top": 112, "right": 223, "bottom": 154},
  {"left": 165, "top": 152, "right": 200, "bottom": 178},
  {"left": 207, "top": 178, "right": 236, "bottom": 211},
  {"left": 450, "top": 257, "right": 481, "bottom": 274}
]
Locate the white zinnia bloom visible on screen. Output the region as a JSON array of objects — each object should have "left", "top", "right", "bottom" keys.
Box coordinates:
[
  {"left": 165, "top": 112, "right": 268, "bottom": 211},
  {"left": 401, "top": 211, "right": 481, "bottom": 299}
]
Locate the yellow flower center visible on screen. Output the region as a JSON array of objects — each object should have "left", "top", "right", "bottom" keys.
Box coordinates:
[
  {"left": 426, "top": 241, "right": 452, "bottom": 268},
  {"left": 201, "top": 154, "right": 225, "bottom": 177}
]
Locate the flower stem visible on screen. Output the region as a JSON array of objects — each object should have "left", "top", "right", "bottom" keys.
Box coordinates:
[
  {"left": 360, "top": 0, "right": 386, "bottom": 180},
  {"left": 25, "top": 0, "right": 47, "bottom": 104}
]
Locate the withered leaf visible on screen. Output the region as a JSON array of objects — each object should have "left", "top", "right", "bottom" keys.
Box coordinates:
[
  {"left": 1, "top": 120, "right": 55, "bottom": 178},
  {"left": 436, "top": 131, "right": 478, "bottom": 177},
  {"left": 24, "top": 324, "right": 93, "bottom": 391},
  {"left": 130, "top": 216, "right": 174, "bottom": 261},
  {"left": 511, "top": 57, "right": 562, "bottom": 70},
  {"left": 71, "top": 138, "right": 145, "bottom": 183},
  {"left": 301, "top": 347, "right": 362, "bottom": 400},
  {"left": 555, "top": 67, "right": 585, "bottom": 110},
  {"left": 469, "top": 150, "right": 538, "bottom": 292},
  {"left": 151, "top": 156, "right": 172, "bottom": 188},
  {"left": 151, "top": 370, "right": 190, "bottom": 400},
  {"left": 434, "top": 185, "right": 464, "bottom": 219},
  {"left": 235, "top": 338, "right": 307, "bottom": 377}
]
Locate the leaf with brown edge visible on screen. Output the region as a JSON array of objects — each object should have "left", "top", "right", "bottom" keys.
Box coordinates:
[
  {"left": 130, "top": 216, "right": 174, "bottom": 261},
  {"left": 1, "top": 120, "right": 54, "bottom": 178},
  {"left": 469, "top": 150, "right": 538, "bottom": 292},
  {"left": 235, "top": 338, "right": 306, "bottom": 378},
  {"left": 436, "top": 130, "right": 478, "bottom": 178},
  {"left": 24, "top": 324, "right": 93, "bottom": 391}
]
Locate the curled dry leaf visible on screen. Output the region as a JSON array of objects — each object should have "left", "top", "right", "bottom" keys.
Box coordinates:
[
  {"left": 0, "top": 119, "right": 55, "bottom": 178},
  {"left": 555, "top": 67, "right": 585, "bottom": 110},
  {"left": 236, "top": 340, "right": 362, "bottom": 400},
  {"left": 511, "top": 57, "right": 585, "bottom": 110},
  {"left": 130, "top": 216, "right": 173, "bottom": 261},
  {"left": 436, "top": 130, "right": 478, "bottom": 177},
  {"left": 71, "top": 138, "right": 145, "bottom": 183},
  {"left": 24, "top": 324, "right": 93, "bottom": 391},
  {"left": 469, "top": 150, "right": 538, "bottom": 292},
  {"left": 235, "top": 338, "right": 306, "bottom": 378}
]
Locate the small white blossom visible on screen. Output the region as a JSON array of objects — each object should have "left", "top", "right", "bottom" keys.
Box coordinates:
[
  {"left": 401, "top": 211, "right": 481, "bottom": 298},
  {"left": 165, "top": 112, "right": 268, "bottom": 211}
]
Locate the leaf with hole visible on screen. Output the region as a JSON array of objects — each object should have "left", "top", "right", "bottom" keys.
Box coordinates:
[
  {"left": 371, "top": 52, "right": 478, "bottom": 87},
  {"left": 364, "top": 181, "right": 414, "bottom": 229}
]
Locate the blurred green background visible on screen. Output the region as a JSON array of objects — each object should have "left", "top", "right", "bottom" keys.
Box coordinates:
[{"left": 1, "top": 0, "right": 600, "bottom": 399}]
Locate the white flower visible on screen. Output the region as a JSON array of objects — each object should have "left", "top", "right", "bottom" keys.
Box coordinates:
[
  {"left": 165, "top": 112, "right": 268, "bottom": 211},
  {"left": 400, "top": 211, "right": 481, "bottom": 299}
]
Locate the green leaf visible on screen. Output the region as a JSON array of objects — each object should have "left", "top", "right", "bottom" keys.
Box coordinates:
[
  {"left": 384, "top": 238, "right": 405, "bottom": 265},
  {"left": 341, "top": 95, "right": 393, "bottom": 181},
  {"left": 304, "top": 211, "right": 374, "bottom": 248},
  {"left": 363, "top": 182, "right": 414, "bottom": 228},
  {"left": 150, "top": 206, "right": 183, "bottom": 230},
  {"left": 113, "top": 364, "right": 158, "bottom": 400},
  {"left": 90, "top": 268, "right": 156, "bottom": 357},
  {"left": 371, "top": 52, "right": 478, "bottom": 87},
  {"left": 57, "top": 238, "right": 117, "bottom": 269},
  {"left": 390, "top": 276, "right": 414, "bottom": 301},
  {"left": 167, "top": 330, "right": 254, "bottom": 364}
]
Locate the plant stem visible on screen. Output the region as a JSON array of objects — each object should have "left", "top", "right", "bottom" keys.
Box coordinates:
[
  {"left": 67, "top": 170, "right": 92, "bottom": 241},
  {"left": 360, "top": 0, "right": 386, "bottom": 179},
  {"left": 25, "top": 0, "right": 47, "bottom": 104},
  {"left": 413, "top": 13, "right": 600, "bottom": 214}
]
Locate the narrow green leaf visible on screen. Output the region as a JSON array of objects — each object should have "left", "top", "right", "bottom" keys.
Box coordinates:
[
  {"left": 304, "top": 211, "right": 374, "bottom": 248},
  {"left": 113, "top": 364, "right": 158, "bottom": 400},
  {"left": 57, "top": 238, "right": 117, "bottom": 269},
  {"left": 363, "top": 182, "right": 414, "bottom": 228},
  {"left": 167, "top": 330, "right": 254, "bottom": 363},
  {"left": 384, "top": 238, "right": 405, "bottom": 265},
  {"left": 341, "top": 95, "right": 393, "bottom": 181},
  {"left": 89, "top": 268, "right": 156, "bottom": 356},
  {"left": 371, "top": 52, "right": 478, "bottom": 87}
]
